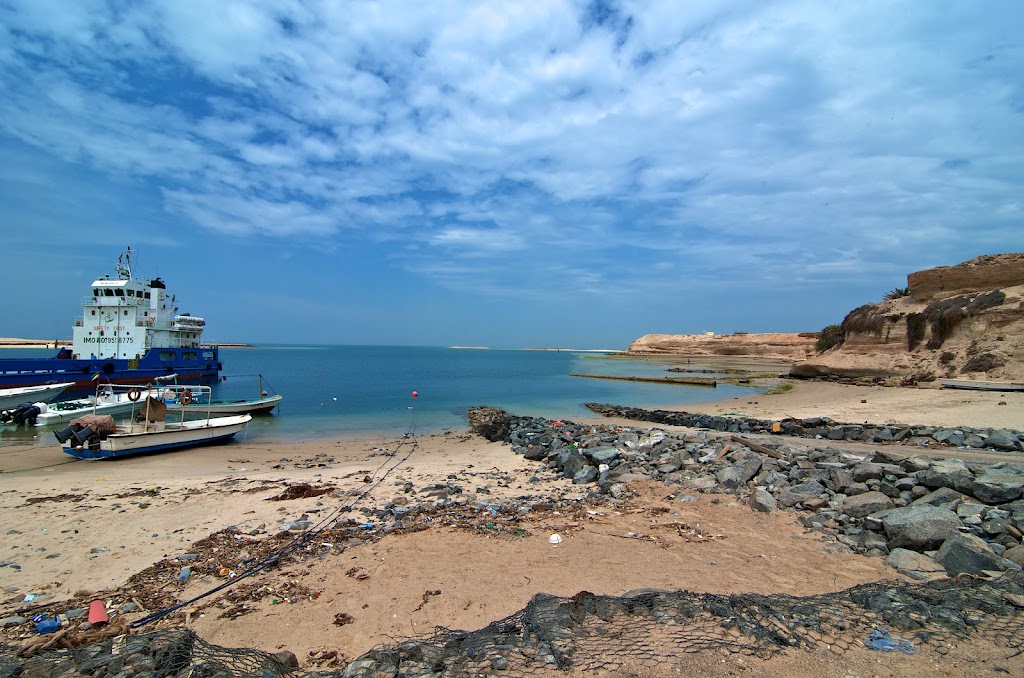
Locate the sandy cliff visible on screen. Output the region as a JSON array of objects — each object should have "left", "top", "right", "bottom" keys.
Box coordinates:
[
  {"left": 793, "top": 254, "right": 1024, "bottom": 383},
  {"left": 626, "top": 332, "right": 817, "bottom": 359}
]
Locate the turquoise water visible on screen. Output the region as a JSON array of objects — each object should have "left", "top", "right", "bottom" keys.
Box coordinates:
[{"left": 1, "top": 346, "right": 760, "bottom": 444}]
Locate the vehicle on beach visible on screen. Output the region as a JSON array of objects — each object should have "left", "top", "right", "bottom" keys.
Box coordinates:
[
  {"left": 54, "top": 384, "right": 251, "bottom": 460},
  {"left": 0, "top": 248, "right": 222, "bottom": 390},
  {"left": 0, "top": 382, "right": 74, "bottom": 412}
]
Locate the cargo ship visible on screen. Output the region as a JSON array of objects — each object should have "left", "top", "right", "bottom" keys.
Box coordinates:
[{"left": 0, "top": 250, "right": 222, "bottom": 389}]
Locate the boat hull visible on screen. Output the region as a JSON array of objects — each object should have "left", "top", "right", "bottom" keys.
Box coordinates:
[
  {"left": 61, "top": 415, "right": 251, "bottom": 460},
  {"left": 166, "top": 394, "right": 282, "bottom": 416},
  {"left": 0, "top": 382, "right": 75, "bottom": 410},
  {"left": 940, "top": 379, "right": 1024, "bottom": 392},
  {"left": 0, "top": 347, "right": 221, "bottom": 391}
]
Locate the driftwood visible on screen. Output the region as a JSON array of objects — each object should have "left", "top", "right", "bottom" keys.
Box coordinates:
[{"left": 730, "top": 435, "right": 787, "bottom": 460}]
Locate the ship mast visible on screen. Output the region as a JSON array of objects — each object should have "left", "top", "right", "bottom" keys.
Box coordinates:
[{"left": 116, "top": 247, "right": 133, "bottom": 280}]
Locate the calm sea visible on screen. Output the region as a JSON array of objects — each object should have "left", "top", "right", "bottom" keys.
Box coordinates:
[{"left": 1, "top": 346, "right": 760, "bottom": 444}]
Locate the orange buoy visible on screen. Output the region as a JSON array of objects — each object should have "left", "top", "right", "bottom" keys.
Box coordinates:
[{"left": 412, "top": 391, "right": 418, "bottom": 398}]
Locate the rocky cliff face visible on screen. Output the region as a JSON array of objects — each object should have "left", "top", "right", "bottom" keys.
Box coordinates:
[
  {"left": 627, "top": 332, "right": 817, "bottom": 359},
  {"left": 792, "top": 254, "right": 1024, "bottom": 383}
]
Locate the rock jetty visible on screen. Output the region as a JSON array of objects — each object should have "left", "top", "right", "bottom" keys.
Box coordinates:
[{"left": 467, "top": 406, "right": 1024, "bottom": 581}]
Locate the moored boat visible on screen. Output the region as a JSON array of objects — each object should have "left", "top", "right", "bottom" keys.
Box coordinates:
[
  {"left": 165, "top": 393, "right": 282, "bottom": 415},
  {"left": 0, "top": 249, "right": 221, "bottom": 390},
  {"left": 55, "top": 385, "right": 251, "bottom": 460},
  {"left": 940, "top": 379, "right": 1024, "bottom": 392},
  {"left": 0, "top": 382, "right": 74, "bottom": 412}
]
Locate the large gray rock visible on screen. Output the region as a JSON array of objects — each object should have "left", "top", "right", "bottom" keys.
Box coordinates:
[
  {"left": 911, "top": 486, "right": 971, "bottom": 509},
  {"left": 884, "top": 548, "right": 947, "bottom": 581},
  {"left": 934, "top": 533, "right": 1006, "bottom": 576},
  {"left": 917, "top": 459, "right": 975, "bottom": 495},
  {"left": 842, "top": 491, "right": 895, "bottom": 518},
  {"left": 971, "top": 469, "right": 1024, "bottom": 505},
  {"left": 1004, "top": 545, "right": 1024, "bottom": 567},
  {"left": 882, "top": 505, "right": 963, "bottom": 550},
  {"left": 777, "top": 480, "right": 827, "bottom": 508},
  {"left": 749, "top": 487, "right": 777, "bottom": 514},
  {"left": 586, "top": 446, "right": 621, "bottom": 464},
  {"left": 715, "top": 458, "right": 762, "bottom": 489},
  {"left": 986, "top": 429, "right": 1022, "bottom": 451}
]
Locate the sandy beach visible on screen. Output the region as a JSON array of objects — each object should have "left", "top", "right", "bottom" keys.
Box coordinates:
[{"left": 2, "top": 375, "right": 1022, "bottom": 675}]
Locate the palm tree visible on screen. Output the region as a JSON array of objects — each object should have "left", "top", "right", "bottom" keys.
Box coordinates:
[{"left": 883, "top": 287, "right": 911, "bottom": 301}]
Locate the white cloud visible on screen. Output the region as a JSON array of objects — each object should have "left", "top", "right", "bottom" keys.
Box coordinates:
[{"left": 1, "top": 0, "right": 1022, "bottom": 319}]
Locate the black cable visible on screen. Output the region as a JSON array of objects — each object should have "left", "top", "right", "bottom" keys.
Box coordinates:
[{"left": 130, "top": 410, "right": 420, "bottom": 628}]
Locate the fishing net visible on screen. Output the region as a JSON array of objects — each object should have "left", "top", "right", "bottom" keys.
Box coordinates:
[{"left": 4, "top": 572, "right": 1022, "bottom": 677}]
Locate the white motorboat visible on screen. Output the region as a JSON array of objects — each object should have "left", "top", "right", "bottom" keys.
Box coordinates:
[
  {"left": 1, "top": 384, "right": 139, "bottom": 427},
  {"left": 55, "top": 385, "right": 251, "bottom": 460},
  {"left": 0, "top": 382, "right": 75, "bottom": 412}
]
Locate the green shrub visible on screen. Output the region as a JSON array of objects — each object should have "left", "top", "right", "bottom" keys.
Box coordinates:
[
  {"left": 883, "top": 287, "right": 911, "bottom": 301},
  {"left": 816, "top": 324, "right": 845, "bottom": 353}
]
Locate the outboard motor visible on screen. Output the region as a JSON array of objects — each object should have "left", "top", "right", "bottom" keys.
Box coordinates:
[
  {"left": 53, "top": 423, "right": 83, "bottom": 444},
  {"left": 70, "top": 426, "right": 98, "bottom": 448},
  {"left": 10, "top": 403, "right": 41, "bottom": 425}
]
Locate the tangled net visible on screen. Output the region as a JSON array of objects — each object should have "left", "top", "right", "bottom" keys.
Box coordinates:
[{"left": 3, "top": 573, "right": 1022, "bottom": 676}]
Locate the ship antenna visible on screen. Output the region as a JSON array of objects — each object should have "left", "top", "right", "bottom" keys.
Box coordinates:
[{"left": 117, "top": 247, "right": 133, "bottom": 280}]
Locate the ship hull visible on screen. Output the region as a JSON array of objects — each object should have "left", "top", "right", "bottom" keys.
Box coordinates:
[{"left": 0, "top": 347, "right": 221, "bottom": 390}]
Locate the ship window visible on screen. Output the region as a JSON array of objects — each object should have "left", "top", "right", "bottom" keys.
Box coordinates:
[
  {"left": 93, "top": 289, "right": 99, "bottom": 297},
  {"left": 123, "top": 310, "right": 128, "bottom": 315},
  {"left": 203, "top": 351, "right": 215, "bottom": 359},
  {"left": 159, "top": 351, "right": 175, "bottom": 361},
  {"left": 104, "top": 289, "right": 113, "bottom": 296},
  {"left": 145, "top": 292, "right": 151, "bottom": 299},
  {"left": 115, "top": 289, "right": 125, "bottom": 297},
  {"left": 127, "top": 290, "right": 134, "bottom": 297},
  {"left": 91, "top": 310, "right": 96, "bottom": 315},
  {"left": 184, "top": 351, "right": 198, "bottom": 361}
]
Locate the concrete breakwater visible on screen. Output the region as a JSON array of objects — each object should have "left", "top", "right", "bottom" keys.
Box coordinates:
[{"left": 467, "top": 406, "right": 1024, "bottom": 582}]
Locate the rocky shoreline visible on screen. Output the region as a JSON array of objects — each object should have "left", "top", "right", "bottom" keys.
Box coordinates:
[{"left": 468, "top": 406, "right": 1024, "bottom": 581}]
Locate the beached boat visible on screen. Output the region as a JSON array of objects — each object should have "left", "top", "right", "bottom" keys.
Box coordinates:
[
  {"left": 940, "top": 379, "right": 1024, "bottom": 392},
  {"left": 0, "top": 382, "right": 74, "bottom": 412},
  {"left": 0, "top": 248, "right": 221, "bottom": 390},
  {"left": 55, "top": 385, "right": 251, "bottom": 460}
]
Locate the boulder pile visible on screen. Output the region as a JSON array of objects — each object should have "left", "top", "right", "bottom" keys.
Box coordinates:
[
  {"left": 583, "top": 403, "right": 1024, "bottom": 451},
  {"left": 468, "top": 406, "right": 1024, "bottom": 581}
]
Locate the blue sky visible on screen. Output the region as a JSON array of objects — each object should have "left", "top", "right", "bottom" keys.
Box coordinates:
[{"left": 1, "top": 1, "right": 1021, "bottom": 349}]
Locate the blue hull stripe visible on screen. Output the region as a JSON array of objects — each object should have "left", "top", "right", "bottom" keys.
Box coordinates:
[{"left": 62, "top": 431, "right": 241, "bottom": 460}]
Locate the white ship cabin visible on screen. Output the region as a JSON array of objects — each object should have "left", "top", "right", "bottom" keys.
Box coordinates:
[{"left": 71, "top": 274, "right": 206, "bottom": 361}]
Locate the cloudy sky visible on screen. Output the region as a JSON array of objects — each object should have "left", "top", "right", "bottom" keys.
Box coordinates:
[{"left": 1, "top": 1, "right": 1021, "bottom": 348}]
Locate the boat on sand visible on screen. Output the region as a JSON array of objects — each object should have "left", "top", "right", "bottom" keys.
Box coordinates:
[{"left": 55, "top": 385, "right": 251, "bottom": 460}]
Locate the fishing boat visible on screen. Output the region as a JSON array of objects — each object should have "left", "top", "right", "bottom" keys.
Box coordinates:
[
  {"left": 940, "top": 379, "right": 1024, "bottom": 392},
  {"left": 0, "top": 382, "right": 74, "bottom": 411},
  {"left": 161, "top": 374, "right": 282, "bottom": 415},
  {"left": 0, "top": 248, "right": 221, "bottom": 390},
  {"left": 2, "top": 376, "right": 179, "bottom": 427},
  {"left": 55, "top": 385, "right": 251, "bottom": 460}
]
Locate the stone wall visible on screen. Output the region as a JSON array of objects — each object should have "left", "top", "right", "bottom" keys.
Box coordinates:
[{"left": 908, "top": 253, "right": 1024, "bottom": 302}]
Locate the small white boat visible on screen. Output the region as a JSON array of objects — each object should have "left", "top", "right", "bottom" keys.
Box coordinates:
[
  {"left": 0, "top": 382, "right": 75, "bottom": 412},
  {"left": 160, "top": 376, "right": 282, "bottom": 415},
  {"left": 1, "top": 384, "right": 139, "bottom": 427},
  {"left": 165, "top": 393, "right": 282, "bottom": 415},
  {"left": 940, "top": 379, "right": 1024, "bottom": 392},
  {"left": 55, "top": 385, "right": 251, "bottom": 460}
]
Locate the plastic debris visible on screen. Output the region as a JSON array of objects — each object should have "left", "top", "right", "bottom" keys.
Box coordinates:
[
  {"left": 865, "top": 627, "right": 916, "bottom": 654},
  {"left": 549, "top": 534, "right": 563, "bottom": 545},
  {"left": 178, "top": 566, "right": 191, "bottom": 581}
]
